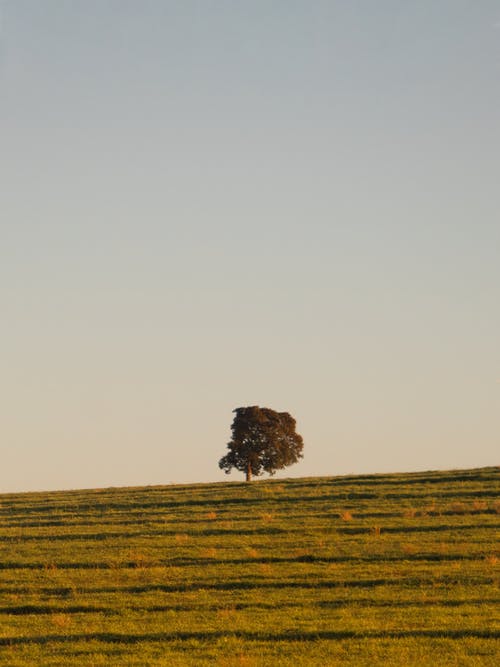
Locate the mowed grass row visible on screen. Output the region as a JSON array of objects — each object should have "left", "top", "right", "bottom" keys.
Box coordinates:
[{"left": 0, "top": 467, "right": 498, "bottom": 665}]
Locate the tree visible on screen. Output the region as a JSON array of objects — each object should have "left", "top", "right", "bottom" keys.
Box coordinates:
[{"left": 219, "top": 406, "right": 304, "bottom": 482}]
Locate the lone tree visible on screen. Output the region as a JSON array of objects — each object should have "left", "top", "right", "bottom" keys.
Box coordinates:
[{"left": 219, "top": 406, "right": 304, "bottom": 482}]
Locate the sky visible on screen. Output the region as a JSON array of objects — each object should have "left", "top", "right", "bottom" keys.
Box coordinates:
[{"left": 1, "top": 1, "right": 499, "bottom": 493}]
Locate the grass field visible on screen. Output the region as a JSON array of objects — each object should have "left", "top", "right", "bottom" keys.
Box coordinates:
[{"left": 0, "top": 467, "right": 498, "bottom": 666}]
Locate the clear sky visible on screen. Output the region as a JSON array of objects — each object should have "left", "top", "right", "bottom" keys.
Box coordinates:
[{"left": 1, "top": 1, "right": 499, "bottom": 493}]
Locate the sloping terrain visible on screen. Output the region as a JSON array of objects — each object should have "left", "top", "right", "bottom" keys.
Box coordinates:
[{"left": 0, "top": 467, "right": 498, "bottom": 665}]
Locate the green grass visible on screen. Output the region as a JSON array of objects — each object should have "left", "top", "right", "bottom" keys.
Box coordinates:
[{"left": 0, "top": 467, "right": 498, "bottom": 666}]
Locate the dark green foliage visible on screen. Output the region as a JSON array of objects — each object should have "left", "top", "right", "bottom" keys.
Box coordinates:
[{"left": 219, "top": 406, "right": 304, "bottom": 481}]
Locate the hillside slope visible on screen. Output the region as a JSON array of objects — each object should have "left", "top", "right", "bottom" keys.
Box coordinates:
[{"left": 0, "top": 467, "right": 499, "bottom": 665}]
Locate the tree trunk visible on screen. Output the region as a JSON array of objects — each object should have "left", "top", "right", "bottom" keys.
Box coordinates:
[{"left": 246, "top": 463, "right": 252, "bottom": 482}]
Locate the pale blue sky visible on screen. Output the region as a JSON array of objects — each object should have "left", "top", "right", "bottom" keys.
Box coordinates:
[{"left": 1, "top": 1, "right": 499, "bottom": 492}]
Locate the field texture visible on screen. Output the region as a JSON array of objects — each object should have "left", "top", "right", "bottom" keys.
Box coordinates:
[{"left": 0, "top": 467, "right": 498, "bottom": 666}]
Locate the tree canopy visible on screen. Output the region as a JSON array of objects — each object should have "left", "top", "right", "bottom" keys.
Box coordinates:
[{"left": 219, "top": 406, "right": 304, "bottom": 481}]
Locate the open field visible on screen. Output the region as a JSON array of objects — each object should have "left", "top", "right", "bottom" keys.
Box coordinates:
[{"left": 0, "top": 467, "right": 498, "bottom": 666}]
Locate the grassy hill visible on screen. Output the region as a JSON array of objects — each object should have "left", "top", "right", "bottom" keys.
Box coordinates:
[{"left": 0, "top": 467, "right": 498, "bottom": 666}]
